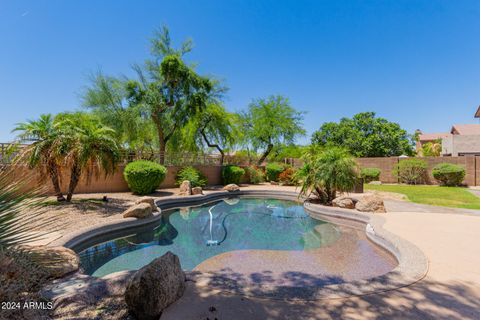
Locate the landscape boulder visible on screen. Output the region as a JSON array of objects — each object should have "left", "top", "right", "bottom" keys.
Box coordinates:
[
  {"left": 135, "top": 196, "right": 159, "bottom": 212},
  {"left": 191, "top": 187, "right": 203, "bottom": 195},
  {"left": 125, "top": 251, "right": 186, "bottom": 320},
  {"left": 179, "top": 180, "right": 192, "bottom": 196},
  {"left": 123, "top": 202, "right": 153, "bottom": 219},
  {"left": 355, "top": 194, "right": 386, "bottom": 213},
  {"left": 332, "top": 196, "right": 355, "bottom": 209},
  {"left": 223, "top": 184, "right": 240, "bottom": 192},
  {"left": 29, "top": 246, "right": 79, "bottom": 279}
]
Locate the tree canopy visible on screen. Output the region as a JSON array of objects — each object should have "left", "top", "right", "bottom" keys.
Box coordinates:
[
  {"left": 83, "top": 26, "right": 214, "bottom": 164},
  {"left": 241, "top": 95, "right": 305, "bottom": 165},
  {"left": 311, "top": 112, "right": 414, "bottom": 157}
]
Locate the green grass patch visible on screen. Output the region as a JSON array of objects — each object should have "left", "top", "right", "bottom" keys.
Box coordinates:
[{"left": 365, "top": 184, "right": 480, "bottom": 210}]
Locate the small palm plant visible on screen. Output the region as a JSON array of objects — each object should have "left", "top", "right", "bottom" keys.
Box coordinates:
[
  {"left": 56, "top": 113, "right": 120, "bottom": 202},
  {"left": 297, "top": 146, "right": 359, "bottom": 204},
  {"left": 13, "top": 114, "right": 66, "bottom": 201}
]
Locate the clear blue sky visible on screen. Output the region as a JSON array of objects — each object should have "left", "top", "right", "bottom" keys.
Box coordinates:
[{"left": 1, "top": 0, "right": 479, "bottom": 143}]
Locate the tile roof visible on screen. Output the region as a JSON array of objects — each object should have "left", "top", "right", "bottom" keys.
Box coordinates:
[
  {"left": 418, "top": 132, "right": 451, "bottom": 141},
  {"left": 451, "top": 124, "right": 480, "bottom": 135}
]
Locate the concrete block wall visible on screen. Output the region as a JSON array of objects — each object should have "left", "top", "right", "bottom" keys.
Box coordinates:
[
  {"left": 357, "top": 156, "right": 477, "bottom": 186},
  {"left": 6, "top": 164, "right": 223, "bottom": 194},
  {"left": 356, "top": 157, "right": 399, "bottom": 183}
]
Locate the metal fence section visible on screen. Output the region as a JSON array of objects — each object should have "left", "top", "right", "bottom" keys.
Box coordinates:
[{"left": 0, "top": 143, "right": 302, "bottom": 167}]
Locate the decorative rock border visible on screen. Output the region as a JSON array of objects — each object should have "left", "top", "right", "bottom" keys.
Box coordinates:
[{"left": 50, "top": 189, "right": 428, "bottom": 301}]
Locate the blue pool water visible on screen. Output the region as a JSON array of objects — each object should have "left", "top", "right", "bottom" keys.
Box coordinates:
[{"left": 78, "top": 197, "right": 374, "bottom": 277}]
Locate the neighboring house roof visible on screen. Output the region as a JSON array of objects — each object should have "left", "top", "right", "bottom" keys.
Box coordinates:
[
  {"left": 451, "top": 124, "right": 480, "bottom": 135},
  {"left": 418, "top": 132, "right": 451, "bottom": 142},
  {"left": 475, "top": 106, "right": 480, "bottom": 118}
]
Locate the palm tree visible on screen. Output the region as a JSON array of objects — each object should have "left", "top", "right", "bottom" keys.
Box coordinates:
[
  {"left": 420, "top": 139, "right": 442, "bottom": 157},
  {"left": 56, "top": 113, "right": 120, "bottom": 202},
  {"left": 12, "top": 114, "right": 66, "bottom": 201},
  {"left": 297, "top": 146, "right": 358, "bottom": 204}
]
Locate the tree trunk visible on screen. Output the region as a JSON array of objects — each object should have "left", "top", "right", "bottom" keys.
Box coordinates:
[
  {"left": 158, "top": 135, "right": 166, "bottom": 165},
  {"left": 47, "top": 162, "right": 65, "bottom": 201},
  {"left": 66, "top": 163, "right": 81, "bottom": 202},
  {"left": 152, "top": 115, "right": 166, "bottom": 165},
  {"left": 257, "top": 143, "right": 273, "bottom": 166},
  {"left": 200, "top": 128, "right": 225, "bottom": 165}
]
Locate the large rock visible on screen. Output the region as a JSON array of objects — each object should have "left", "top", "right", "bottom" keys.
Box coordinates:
[
  {"left": 223, "top": 184, "right": 240, "bottom": 192},
  {"left": 135, "top": 196, "right": 159, "bottom": 212},
  {"left": 29, "top": 246, "right": 79, "bottom": 279},
  {"left": 123, "top": 202, "right": 153, "bottom": 219},
  {"left": 125, "top": 251, "right": 186, "bottom": 320},
  {"left": 191, "top": 187, "right": 203, "bottom": 195},
  {"left": 355, "top": 194, "right": 386, "bottom": 213},
  {"left": 332, "top": 196, "right": 355, "bottom": 209},
  {"left": 179, "top": 180, "right": 192, "bottom": 196}
]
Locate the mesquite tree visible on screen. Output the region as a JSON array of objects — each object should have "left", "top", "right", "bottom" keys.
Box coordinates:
[{"left": 242, "top": 95, "right": 305, "bottom": 165}]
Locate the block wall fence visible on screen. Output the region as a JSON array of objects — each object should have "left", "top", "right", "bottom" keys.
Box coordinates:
[
  {"left": 6, "top": 165, "right": 223, "bottom": 194},
  {"left": 5, "top": 156, "right": 480, "bottom": 195},
  {"left": 356, "top": 156, "right": 479, "bottom": 186}
]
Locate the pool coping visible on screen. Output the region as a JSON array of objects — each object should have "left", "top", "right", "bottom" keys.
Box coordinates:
[{"left": 49, "top": 189, "right": 429, "bottom": 301}]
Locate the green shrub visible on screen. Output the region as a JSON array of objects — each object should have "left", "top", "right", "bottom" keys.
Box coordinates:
[
  {"left": 393, "top": 158, "right": 427, "bottom": 185},
  {"left": 222, "top": 165, "right": 245, "bottom": 185},
  {"left": 278, "top": 167, "right": 298, "bottom": 185},
  {"left": 176, "top": 166, "right": 207, "bottom": 188},
  {"left": 124, "top": 160, "right": 167, "bottom": 195},
  {"left": 245, "top": 165, "right": 265, "bottom": 184},
  {"left": 296, "top": 146, "right": 358, "bottom": 204},
  {"left": 361, "top": 167, "right": 381, "bottom": 183},
  {"left": 432, "top": 163, "right": 465, "bottom": 186},
  {"left": 265, "top": 163, "right": 288, "bottom": 181}
]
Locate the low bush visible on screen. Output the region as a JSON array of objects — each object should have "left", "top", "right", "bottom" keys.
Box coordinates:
[
  {"left": 245, "top": 165, "right": 265, "bottom": 184},
  {"left": 278, "top": 167, "right": 298, "bottom": 185},
  {"left": 176, "top": 166, "right": 207, "bottom": 188},
  {"left": 432, "top": 163, "right": 465, "bottom": 186},
  {"left": 393, "top": 158, "right": 427, "bottom": 185},
  {"left": 265, "top": 163, "right": 288, "bottom": 181},
  {"left": 361, "top": 167, "right": 381, "bottom": 183},
  {"left": 124, "top": 160, "right": 167, "bottom": 195},
  {"left": 222, "top": 165, "right": 245, "bottom": 185}
]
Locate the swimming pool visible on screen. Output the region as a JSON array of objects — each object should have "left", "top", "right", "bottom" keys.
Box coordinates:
[{"left": 78, "top": 197, "right": 397, "bottom": 283}]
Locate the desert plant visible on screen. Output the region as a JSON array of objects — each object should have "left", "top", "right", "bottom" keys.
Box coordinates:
[
  {"left": 432, "top": 163, "right": 465, "bottom": 186},
  {"left": 244, "top": 165, "right": 265, "bottom": 184},
  {"left": 420, "top": 139, "right": 442, "bottom": 157},
  {"left": 265, "top": 162, "right": 287, "bottom": 181},
  {"left": 278, "top": 167, "right": 298, "bottom": 186},
  {"left": 124, "top": 160, "right": 167, "bottom": 194},
  {"left": 394, "top": 158, "right": 427, "bottom": 184},
  {"left": 221, "top": 165, "right": 245, "bottom": 185},
  {"left": 0, "top": 169, "right": 60, "bottom": 319},
  {"left": 297, "top": 146, "right": 358, "bottom": 204},
  {"left": 361, "top": 167, "right": 381, "bottom": 183},
  {"left": 55, "top": 113, "right": 121, "bottom": 201},
  {"left": 13, "top": 114, "right": 66, "bottom": 201},
  {"left": 176, "top": 166, "right": 207, "bottom": 188}
]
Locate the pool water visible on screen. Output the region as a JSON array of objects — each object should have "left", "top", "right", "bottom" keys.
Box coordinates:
[{"left": 78, "top": 198, "right": 395, "bottom": 279}]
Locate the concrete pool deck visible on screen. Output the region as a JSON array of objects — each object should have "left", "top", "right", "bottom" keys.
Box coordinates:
[{"left": 161, "top": 188, "right": 480, "bottom": 319}]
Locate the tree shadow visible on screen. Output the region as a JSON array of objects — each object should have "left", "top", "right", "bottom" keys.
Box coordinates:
[
  {"left": 44, "top": 267, "right": 480, "bottom": 320},
  {"left": 162, "top": 269, "right": 480, "bottom": 320}
]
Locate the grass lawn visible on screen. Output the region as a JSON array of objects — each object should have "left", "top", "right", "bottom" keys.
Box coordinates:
[{"left": 365, "top": 184, "right": 480, "bottom": 210}]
